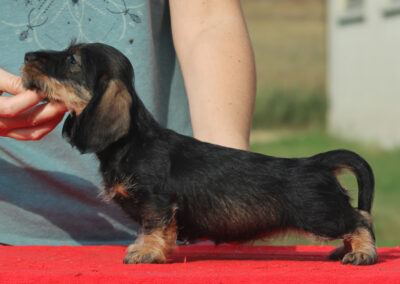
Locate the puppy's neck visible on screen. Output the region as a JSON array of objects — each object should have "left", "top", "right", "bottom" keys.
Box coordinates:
[{"left": 129, "top": 93, "right": 162, "bottom": 139}]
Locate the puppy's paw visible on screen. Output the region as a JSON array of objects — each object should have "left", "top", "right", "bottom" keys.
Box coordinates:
[
  {"left": 341, "top": 251, "right": 377, "bottom": 265},
  {"left": 123, "top": 244, "right": 166, "bottom": 264}
]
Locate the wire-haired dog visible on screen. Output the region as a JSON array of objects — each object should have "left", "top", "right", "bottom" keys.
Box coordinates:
[{"left": 21, "top": 43, "right": 377, "bottom": 265}]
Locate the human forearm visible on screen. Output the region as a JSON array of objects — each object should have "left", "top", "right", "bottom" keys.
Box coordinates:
[{"left": 170, "top": 0, "right": 256, "bottom": 150}]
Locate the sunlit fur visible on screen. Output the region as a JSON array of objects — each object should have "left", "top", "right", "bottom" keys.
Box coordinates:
[{"left": 22, "top": 43, "right": 377, "bottom": 265}]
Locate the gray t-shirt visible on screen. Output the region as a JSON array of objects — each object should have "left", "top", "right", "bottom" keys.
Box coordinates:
[{"left": 0, "top": 0, "right": 191, "bottom": 245}]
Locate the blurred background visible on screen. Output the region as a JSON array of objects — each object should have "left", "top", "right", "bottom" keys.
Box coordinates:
[{"left": 241, "top": 0, "right": 400, "bottom": 247}]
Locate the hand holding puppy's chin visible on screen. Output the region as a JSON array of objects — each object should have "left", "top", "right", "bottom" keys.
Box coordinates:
[{"left": 0, "top": 69, "right": 67, "bottom": 140}]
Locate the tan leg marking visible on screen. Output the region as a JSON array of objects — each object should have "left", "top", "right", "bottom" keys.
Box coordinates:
[
  {"left": 124, "top": 220, "right": 177, "bottom": 264},
  {"left": 341, "top": 227, "right": 377, "bottom": 265}
]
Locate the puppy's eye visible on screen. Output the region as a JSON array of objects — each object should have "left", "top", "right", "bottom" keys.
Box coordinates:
[{"left": 67, "top": 54, "right": 78, "bottom": 65}]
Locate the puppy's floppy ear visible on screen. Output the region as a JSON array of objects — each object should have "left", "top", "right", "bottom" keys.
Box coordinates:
[{"left": 62, "top": 79, "right": 132, "bottom": 153}]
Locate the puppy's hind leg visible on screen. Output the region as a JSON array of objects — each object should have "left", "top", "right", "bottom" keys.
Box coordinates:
[{"left": 330, "top": 211, "right": 377, "bottom": 265}]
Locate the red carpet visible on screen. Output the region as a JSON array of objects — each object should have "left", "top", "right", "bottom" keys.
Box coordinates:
[{"left": 1, "top": 245, "right": 399, "bottom": 283}]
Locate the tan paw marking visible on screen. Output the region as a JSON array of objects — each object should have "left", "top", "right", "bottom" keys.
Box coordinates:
[
  {"left": 341, "top": 227, "right": 377, "bottom": 265},
  {"left": 123, "top": 220, "right": 177, "bottom": 264}
]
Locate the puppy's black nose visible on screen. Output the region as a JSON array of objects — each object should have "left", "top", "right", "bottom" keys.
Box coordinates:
[{"left": 24, "top": 52, "right": 38, "bottom": 63}]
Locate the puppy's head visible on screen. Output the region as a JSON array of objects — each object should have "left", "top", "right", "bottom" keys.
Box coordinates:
[{"left": 21, "top": 43, "right": 133, "bottom": 153}]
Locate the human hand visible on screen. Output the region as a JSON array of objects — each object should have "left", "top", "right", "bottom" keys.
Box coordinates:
[{"left": 0, "top": 68, "right": 67, "bottom": 140}]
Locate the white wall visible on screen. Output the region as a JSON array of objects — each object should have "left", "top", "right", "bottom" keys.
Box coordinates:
[{"left": 328, "top": 0, "right": 400, "bottom": 149}]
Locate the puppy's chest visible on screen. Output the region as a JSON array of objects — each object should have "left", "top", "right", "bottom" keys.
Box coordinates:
[
  {"left": 105, "top": 183, "right": 131, "bottom": 200},
  {"left": 101, "top": 175, "right": 137, "bottom": 202}
]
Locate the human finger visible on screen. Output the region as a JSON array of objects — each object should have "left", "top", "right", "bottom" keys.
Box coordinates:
[
  {"left": 4, "top": 115, "right": 64, "bottom": 141},
  {"left": 0, "top": 102, "right": 66, "bottom": 132},
  {"left": 0, "top": 90, "right": 44, "bottom": 118},
  {"left": 0, "top": 68, "right": 25, "bottom": 95},
  {"left": 20, "top": 101, "right": 67, "bottom": 126}
]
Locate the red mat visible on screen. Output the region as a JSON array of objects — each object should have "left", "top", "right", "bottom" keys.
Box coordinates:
[{"left": 1, "top": 245, "right": 399, "bottom": 283}]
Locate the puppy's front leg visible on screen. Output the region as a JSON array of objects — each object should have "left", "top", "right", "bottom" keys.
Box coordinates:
[{"left": 124, "top": 213, "right": 177, "bottom": 264}]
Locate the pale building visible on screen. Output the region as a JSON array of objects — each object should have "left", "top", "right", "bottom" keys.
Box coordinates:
[{"left": 328, "top": 0, "right": 400, "bottom": 149}]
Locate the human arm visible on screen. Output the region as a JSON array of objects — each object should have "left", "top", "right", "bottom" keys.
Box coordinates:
[
  {"left": 169, "top": 0, "right": 256, "bottom": 150},
  {"left": 0, "top": 68, "right": 67, "bottom": 140}
]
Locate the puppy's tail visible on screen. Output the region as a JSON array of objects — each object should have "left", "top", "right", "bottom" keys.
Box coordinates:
[{"left": 312, "top": 149, "right": 374, "bottom": 213}]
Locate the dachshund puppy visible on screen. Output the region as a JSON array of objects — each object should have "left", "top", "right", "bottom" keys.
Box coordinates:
[{"left": 21, "top": 43, "right": 377, "bottom": 265}]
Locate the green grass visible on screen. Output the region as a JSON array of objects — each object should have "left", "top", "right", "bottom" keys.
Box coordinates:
[
  {"left": 249, "top": 131, "right": 400, "bottom": 247},
  {"left": 252, "top": 87, "right": 326, "bottom": 129}
]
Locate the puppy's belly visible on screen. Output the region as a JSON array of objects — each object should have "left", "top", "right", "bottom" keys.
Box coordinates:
[
  {"left": 177, "top": 224, "right": 281, "bottom": 245},
  {"left": 176, "top": 201, "right": 283, "bottom": 244}
]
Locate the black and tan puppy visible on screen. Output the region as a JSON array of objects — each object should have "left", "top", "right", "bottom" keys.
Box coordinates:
[{"left": 21, "top": 43, "right": 377, "bottom": 265}]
